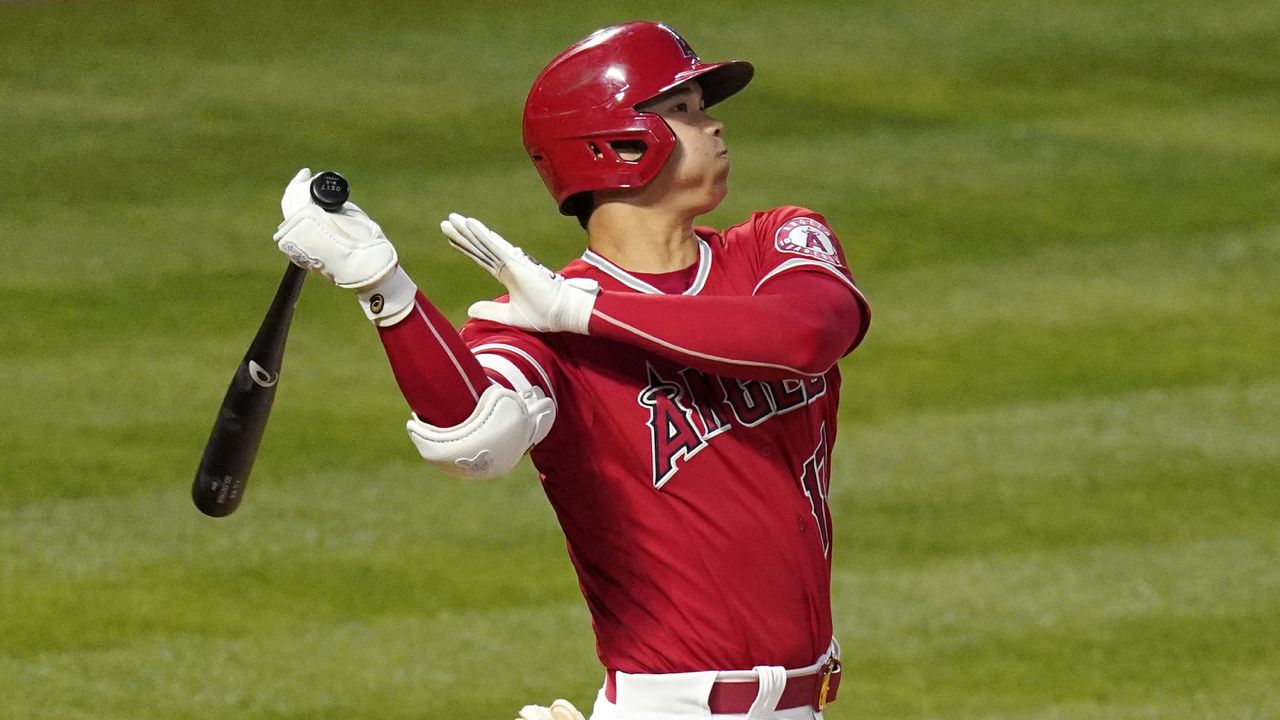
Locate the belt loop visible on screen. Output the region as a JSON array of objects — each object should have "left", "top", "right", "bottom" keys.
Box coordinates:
[{"left": 745, "top": 665, "right": 787, "bottom": 718}]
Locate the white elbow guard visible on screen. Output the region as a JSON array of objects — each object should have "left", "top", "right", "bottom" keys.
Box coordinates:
[{"left": 406, "top": 384, "right": 555, "bottom": 479}]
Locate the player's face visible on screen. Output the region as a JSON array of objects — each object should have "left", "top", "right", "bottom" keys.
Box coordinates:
[{"left": 638, "top": 81, "right": 729, "bottom": 214}]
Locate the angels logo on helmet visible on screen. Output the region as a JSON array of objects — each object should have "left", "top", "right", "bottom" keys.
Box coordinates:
[{"left": 657, "top": 23, "right": 698, "bottom": 60}]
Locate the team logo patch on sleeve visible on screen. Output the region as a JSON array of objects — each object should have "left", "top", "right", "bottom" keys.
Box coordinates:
[{"left": 774, "top": 217, "right": 842, "bottom": 266}]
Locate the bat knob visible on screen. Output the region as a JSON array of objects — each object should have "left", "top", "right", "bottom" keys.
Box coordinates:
[{"left": 310, "top": 171, "right": 350, "bottom": 212}]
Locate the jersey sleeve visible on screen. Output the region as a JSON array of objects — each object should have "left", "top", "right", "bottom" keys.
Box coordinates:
[
  {"left": 376, "top": 290, "right": 561, "bottom": 434},
  {"left": 460, "top": 316, "right": 563, "bottom": 410},
  {"left": 746, "top": 206, "right": 871, "bottom": 354},
  {"left": 377, "top": 291, "right": 491, "bottom": 427}
]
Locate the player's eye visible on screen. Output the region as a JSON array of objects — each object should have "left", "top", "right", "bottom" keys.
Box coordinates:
[{"left": 672, "top": 102, "right": 689, "bottom": 113}]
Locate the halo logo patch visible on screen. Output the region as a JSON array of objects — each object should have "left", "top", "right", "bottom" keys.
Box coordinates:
[{"left": 774, "top": 217, "right": 842, "bottom": 266}]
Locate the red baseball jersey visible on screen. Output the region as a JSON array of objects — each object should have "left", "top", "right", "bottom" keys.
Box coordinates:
[{"left": 459, "top": 206, "right": 868, "bottom": 674}]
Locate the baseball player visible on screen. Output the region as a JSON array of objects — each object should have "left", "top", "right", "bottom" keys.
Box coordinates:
[{"left": 272, "top": 21, "right": 870, "bottom": 720}]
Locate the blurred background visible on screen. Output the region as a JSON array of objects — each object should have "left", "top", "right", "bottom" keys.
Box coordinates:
[{"left": 2, "top": 1, "right": 1277, "bottom": 718}]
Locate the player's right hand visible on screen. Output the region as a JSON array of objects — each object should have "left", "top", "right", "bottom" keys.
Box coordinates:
[
  {"left": 515, "top": 699, "right": 587, "bottom": 720},
  {"left": 272, "top": 168, "right": 398, "bottom": 290},
  {"left": 441, "top": 213, "right": 599, "bottom": 334}
]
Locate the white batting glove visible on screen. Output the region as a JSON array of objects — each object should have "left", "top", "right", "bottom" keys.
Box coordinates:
[
  {"left": 441, "top": 213, "right": 598, "bottom": 334},
  {"left": 515, "top": 699, "right": 587, "bottom": 720},
  {"left": 272, "top": 168, "right": 398, "bottom": 290}
]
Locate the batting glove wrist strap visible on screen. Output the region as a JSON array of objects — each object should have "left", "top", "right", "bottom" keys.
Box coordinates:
[{"left": 357, "top": 266, "right": 417, "bottom": 326}]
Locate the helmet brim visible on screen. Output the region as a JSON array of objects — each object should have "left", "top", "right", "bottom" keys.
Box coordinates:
[{"left": 657, "top": 60, "right": 754, "bottom": 108}]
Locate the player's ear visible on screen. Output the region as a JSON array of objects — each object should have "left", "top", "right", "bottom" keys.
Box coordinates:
[{"left": 610, "top": 140, "right": 647, "bottom": 162}]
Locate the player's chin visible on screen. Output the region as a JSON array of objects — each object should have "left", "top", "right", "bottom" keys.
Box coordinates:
[
  {"left": 712, "top": 165, "right": 730, "bottom": 198},
  {"left": 694, "top": 179, "right": 729, "bottom": 214}
]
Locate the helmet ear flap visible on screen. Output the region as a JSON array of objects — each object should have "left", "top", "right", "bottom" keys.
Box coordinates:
[
  {"left": 542, "top": 112, "right": 677, "bottom": 214},
  {"left": 601, "top": 111, "right": 677, "bottom": 185}
]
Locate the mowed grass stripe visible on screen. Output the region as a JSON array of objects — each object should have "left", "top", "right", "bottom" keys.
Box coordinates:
[
  {"left": 832, "top": 537, "right": 1280, "bottom": 717},
  {"left": 868, "top": 229, "right": 1280, "bottom": 342},
  {"left": 901, "top": 689, "right": 1280, "bottom": 720},
  {"left": 0, "top": 461, "right": 563, "bottom": 580},
  {"left": 0, "top": 462, "right": 580, "bottom": 653},
  {"left": 835, "top": 536, "right": 1280, "bottom": 641},
  {"left": 837, "top": 225, "right": 1279, "bottom": 419},
  {"left": 835, "top": 380, "right": 1280, "bottom": 558},
  {"left": 727, "top": 119, "right": 1280, "bottom": 275},
  {"left": 0, "top": 605, "right": 600, "bottom": 720},
  {"left": 840, "top": 380, "right": 1280, "bottom": 494}
]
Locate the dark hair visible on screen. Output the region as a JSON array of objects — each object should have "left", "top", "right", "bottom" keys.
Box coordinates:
[{"left": 563, "top": 192, "right": 593, "bottom": 229}]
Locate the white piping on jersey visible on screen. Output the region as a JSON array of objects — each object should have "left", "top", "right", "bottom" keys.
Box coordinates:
[
  {"left": 581, "top": 238, "right": 713, "bottom": 295},
  {"left": 753, "top": 258, "right": 861, "bottom": 296},
  {"left": 590, "top": 309, "right": 827, "bottom": 379},
  {"left": 475, "top": 353, "right": 530, "bottom": 392},
  {"left": 470, "top": 342, "right": 557, "bottom": 404},
  {"left": 416, "top": 301, "right": 480, "bottom": 402}
]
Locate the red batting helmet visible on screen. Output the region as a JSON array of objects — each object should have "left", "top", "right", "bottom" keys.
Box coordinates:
[{"left": 522, "top": 21, "right": 754, "bottom": 214}]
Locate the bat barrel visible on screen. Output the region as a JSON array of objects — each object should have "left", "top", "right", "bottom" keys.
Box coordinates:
[{"left": 192, "top": 263, "right": 306, "bottom": 517}]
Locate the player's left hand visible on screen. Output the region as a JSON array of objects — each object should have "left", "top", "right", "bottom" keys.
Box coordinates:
[
  {"left": 515, "top": 699, "right": 587, "bottom": 720},
  {"left": 442, "top": 213, "right": 598, "bottom": 334},
  {"left": 272, "top": 168, "right": 398, "bottom": 290}
]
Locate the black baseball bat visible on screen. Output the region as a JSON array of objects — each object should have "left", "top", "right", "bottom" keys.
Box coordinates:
[{"left": 191, "top": 171, "right": 349, "bottom": 517}]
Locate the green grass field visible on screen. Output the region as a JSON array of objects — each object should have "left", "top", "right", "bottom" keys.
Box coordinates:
[{"left": 3, "top": 1, "right": 1278, "bottom": 718}]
